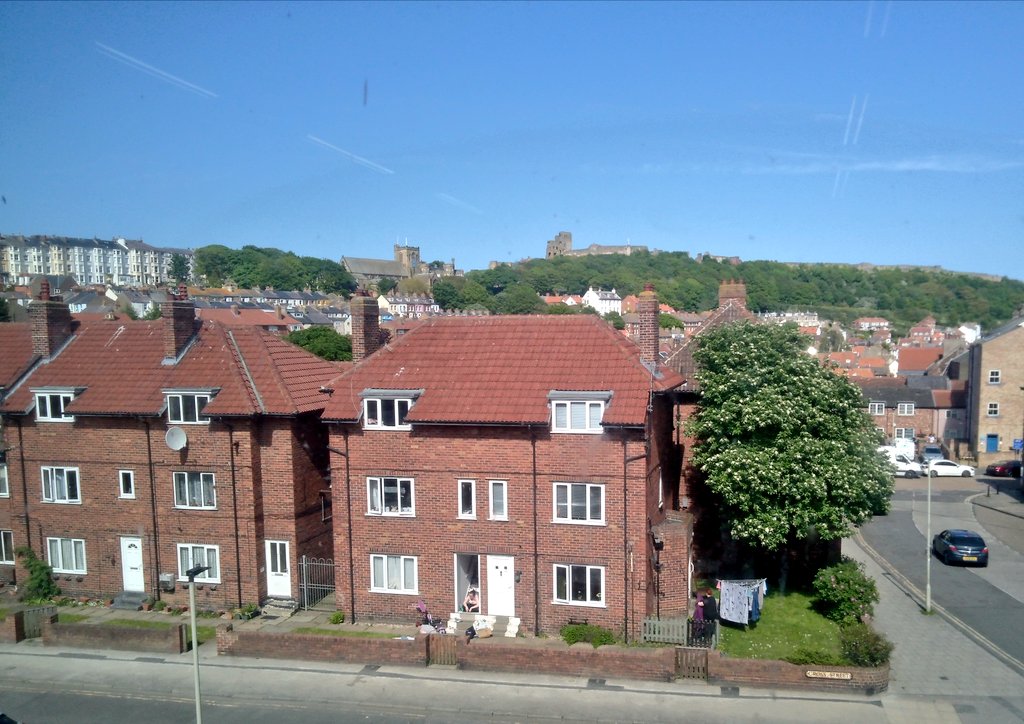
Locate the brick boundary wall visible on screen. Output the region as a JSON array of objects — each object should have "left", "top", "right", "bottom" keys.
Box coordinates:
[
  {"left": 456, "top": 638, "right": 678, "bottom": 682},
  {"left": 41, "top": 617, "right": 187, "bottom": 654},
  {"left": 707, "top": 650, "right": 889, "bottom": 695},
  {"left": 0, "top": 611, "right": 26, "bottom": 643},
  {"left": 216, "top": 624, "right": 429, "bottom": 667}
]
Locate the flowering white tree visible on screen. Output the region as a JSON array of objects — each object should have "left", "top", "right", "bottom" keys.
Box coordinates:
[{"left": 688, "top": 322, "right": 892, "bottom": 552}]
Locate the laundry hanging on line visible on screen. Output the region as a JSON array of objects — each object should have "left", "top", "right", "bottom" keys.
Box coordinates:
[{"left": 716, "top": 579, "right": 767, "bottom": 625}]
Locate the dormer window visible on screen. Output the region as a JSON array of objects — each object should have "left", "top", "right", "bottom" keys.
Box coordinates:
[
  {"left": 165, "top": 391, "right": 213, "bottom": 424},
  {"left": 549, "top": 391, "right": 611, "bottom": 434},
  {"left": 361, "top": 389, "right": 421, "bottom": 430},
  {"left": 34, "top": 390, "right": 76, "bottom": 422}
]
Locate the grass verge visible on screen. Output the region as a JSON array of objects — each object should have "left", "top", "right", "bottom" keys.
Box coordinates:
[
  {"left": 57, "top": 612, "right": 89, "bottom": 624},
  {"left": 717, "top": 591, "right": 843, "bottom": 661},
  {"left": 292, "top": 627, "right": 399, "bottom": 639}
]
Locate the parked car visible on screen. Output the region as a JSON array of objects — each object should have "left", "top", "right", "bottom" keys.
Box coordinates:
[
  {"left": 932, "top": 529, "right": 988, "bottom": 567},
  {"left": 878, "top": 446, "right": 923, "bottom": 478},
  {"left": 920, "top": 445, "right": 945, "bottom": 464},
  {"left": 985, "top": 459, "right": 1022, "bottom": 477},
  {"left": 926, "top": 459, "right": 975, "bottom": 477}
]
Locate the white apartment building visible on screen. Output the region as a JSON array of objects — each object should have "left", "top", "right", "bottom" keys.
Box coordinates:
[{"left": 0, "top": 235, "right": 193, "bottom": 287}]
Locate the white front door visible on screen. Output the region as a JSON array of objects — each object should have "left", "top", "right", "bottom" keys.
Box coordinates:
[
  {"left": 120, "top": 536, "right": 145, "bottom": 592},
  {"left": 486, "top": 555, "right": 515, "bottom": 616},
  {"left": 265, "top": 540, "right": 291, "bottom": 598}
]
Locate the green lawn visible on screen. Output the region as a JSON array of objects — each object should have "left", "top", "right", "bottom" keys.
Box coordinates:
[
  {"left": 104, "top": 618, "right": 216, "bottom": 645},
  {"left": 292, "top": 627, "right": 399, "bottom": 639},
  {"left": 717, "top": 591, "right": 843, "bottom": 660},
  {"left": 57, "top": 612, "right": 89, "bottom": 624}
]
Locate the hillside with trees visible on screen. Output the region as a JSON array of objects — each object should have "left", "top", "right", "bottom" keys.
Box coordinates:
[{"left": 194, "top": 245, "right": 355, "bottom": 295}]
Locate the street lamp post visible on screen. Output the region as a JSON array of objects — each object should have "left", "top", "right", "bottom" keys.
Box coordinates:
[
  {"left": 925, "top": 467, "right": 933, "bottom": 614},
  {"left": 186, "top": 565, "right": 210, "bottom": 724}
]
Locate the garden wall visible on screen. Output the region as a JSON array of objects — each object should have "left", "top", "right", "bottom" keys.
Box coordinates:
[
  {"left": 707, "top": 650, "right": 888, "bottom": 695},
  {"left": 41, "top": 617, "right": 187, "bottom": 654},
  {"left": 216, "top": 624, "right": 428, "bottom": 666},
  {"left": 0, "top": 611, "right": 25, "bottom": 643}
]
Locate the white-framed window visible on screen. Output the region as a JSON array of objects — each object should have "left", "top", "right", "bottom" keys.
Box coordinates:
[
  {"left": 489, "top": 480, "right": 508, "bottom": 521},
  {"left": 363, "top": 398, "right": 413, "bottom": 430},
  {"left": 177, "top": 543, "right": 220, "bottom": 582},
  {"left": 553, "top": 482, "right": 604, "bottom": 524},
  {"left": 0, "top": 530, "right": 13, "bottom": 564},
  {"left": 47, "top": 537, "right": 86, "bottom": 574},
  {"left": 458, "top": 479, "right": 476, "bottom": 519},
  {"left": 987, "top": 403, "right": 1000, "bottom": 417},
  {"left": 894, "top": 427, "right": 914, "bottom": 440},
  {"left": 0, "top": 463, "right": 8, "bottom": 497},
  {"left": 988, "top": 370, "right": 1001, "bottom": 384},
  {"left": 897, "top": 403, "right": 915, "bottom": 416},
  {"left": 868, "top": 402, "right": 885, "bottom": 416},
  {"left": 35, "top": 391, "right": 75, "bottom": 422},
  {"left": 41, "top": 466, "right": 80, "bottom": 503},
  {"left": 119, "top": 470, "right": 135, "bottom": 499},
  {"left": 370, "top": 554, "right": 418, "bottom": 594},
  {"left": 554, "top": 563, "right": 605, "bottom": 606},
  {"left": 173, "top": 472, "right": 216, "bottom": 509},
  {"left": 367, "top": 477, "right": 415, "bottom": 516},
  {"left": 551, "top": 400, "right": 604, "bottom": 434},
  {"left": 166, "top": 392, "right": 210, "bottom": 424}
]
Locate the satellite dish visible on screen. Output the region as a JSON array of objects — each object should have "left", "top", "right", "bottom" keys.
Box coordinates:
[{"left": 165, "top": 426, "right": 188, "bottom": 451}]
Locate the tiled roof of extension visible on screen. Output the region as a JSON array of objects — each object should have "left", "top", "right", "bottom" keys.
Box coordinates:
[
  {"left": 322, "top": 315, "right": 685, "bottom": 426},
  {"left": 0, "top": 319, "right": 340, "bottom": 418}
]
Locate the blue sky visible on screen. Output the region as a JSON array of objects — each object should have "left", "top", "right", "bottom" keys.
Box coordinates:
[{"left": 2, "top": 1, "right": 1022, "bottom": 280}]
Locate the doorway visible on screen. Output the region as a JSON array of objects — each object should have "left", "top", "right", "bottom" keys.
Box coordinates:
[
  {"left": 486, "top": 555, "right": 515, "bottom": 616},
  {"left": 119, "top": 536, "right": 144, "bottom": 592},
  {"left": 454, "top": 554, "right": 480, "bottom": 613},
  {"left": 265, "top": 540, "right": 291, "bottom": 598}
]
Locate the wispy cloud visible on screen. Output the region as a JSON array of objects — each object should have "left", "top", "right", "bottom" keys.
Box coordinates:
[
  {"left": 95, "top": 42, "right": 217, "bottom": 98},
  {"left": 436, "top": 193, "right": 483, "bottom": 215},
  {"left": 743, "top": 155, "right": 1024, "bottom": 175},
  {"left": 306, "top": 135, "right": 395, "bottom": 175}
]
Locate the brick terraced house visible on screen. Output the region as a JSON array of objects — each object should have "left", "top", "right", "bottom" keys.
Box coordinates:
[
  {"left": 321, "top": 287, "right": 689, "bottom": 640},
  {"left": 0, "top": 283, "right": 339, "bottom": 609}
]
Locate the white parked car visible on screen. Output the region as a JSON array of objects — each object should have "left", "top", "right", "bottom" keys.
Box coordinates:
[{"left": 927, "top": 459, "right": 975, "bottom": 477}]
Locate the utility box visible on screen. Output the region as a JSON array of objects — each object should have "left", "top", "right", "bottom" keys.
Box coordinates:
[{"left": 159, "top": 573, "right": 175, "bottom": 592}]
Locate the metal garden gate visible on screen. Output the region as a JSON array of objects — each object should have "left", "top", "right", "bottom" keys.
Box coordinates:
[{"left": 298, "top": 556, "right": 335, "bottom": 610}]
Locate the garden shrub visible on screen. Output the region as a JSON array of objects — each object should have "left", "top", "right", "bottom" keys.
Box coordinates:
[
  {"left": 783, "top": 647, "right": 849, "bottom": 666},
  {"left": 812, "top": 558, "right": 879, "bottom": 624},
  {"left": 15, "top": 547, "right": 61, "bottom": 601},
  {"left": 560, "top": 623, "right": 615, "bottom": 648},
  {"left": 839, "top": 622, "right": 893, "bottom": 666},
  {"left": 329, "top": 611, "right": 346, "bottom": 625}
]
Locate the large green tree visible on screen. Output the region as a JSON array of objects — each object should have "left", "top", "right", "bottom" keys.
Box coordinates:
[
  {"left": 687, "top": 322, "right": 892, "bottom": 553},
  {"left": 285, "top": 326, "right": 352, "bottom": 361},
  {"left": 170, "top": 253, "right": 190, "bottom": 282}
]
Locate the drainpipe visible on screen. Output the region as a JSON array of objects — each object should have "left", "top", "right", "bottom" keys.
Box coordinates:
[
  {"left": 15, "top": 418, "right": 31, "bottom": 553},
  {"left": 328, "top": 434, "right": 356, "bottom": 623},
  {"left": 531, "top": 427, "right": 540, "bottom": 636},
  {"left": 142, "top": 419, "right": 162, "bottom": 598},
  {"left": 224, "top": 421, "right": 244, "bottom": 607},
  {"left": 623, "top": 442, "right": 647, "bottom": 645}
]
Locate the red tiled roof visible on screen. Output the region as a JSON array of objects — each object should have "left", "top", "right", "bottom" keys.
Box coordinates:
[
  {"left": 897, "top": 346, "right": 943, "bottom": 372},
  {"left": 195, "top": 307, "right": 300, "bottom": 327},
  {"left": 0, "top": 323, "right": 35, "bottom": 391},
  {"left": 0, "top": 319, "right": 339, "bottom": 417},
  {"left": 322, "top": 315, "right": 685, "bottom": 426}
]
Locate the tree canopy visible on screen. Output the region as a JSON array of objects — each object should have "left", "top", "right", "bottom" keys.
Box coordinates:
[
  {"left": 194, "top": 245, "right": 355, "bottom": 295},
  {"left": 687, "top": 322, "right": 893, "bottom": 550},
  {"left": 285, "top": 326, "right": 352, "bottom": 361}
]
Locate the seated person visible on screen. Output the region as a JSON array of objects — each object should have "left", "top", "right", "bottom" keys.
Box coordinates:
[{"left": 462, "top": 587, "right": 480, "bottom": 613}]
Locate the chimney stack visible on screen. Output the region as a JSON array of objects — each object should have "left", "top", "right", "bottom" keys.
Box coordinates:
[
  {"left": 718, "top": 279, "right": 747, "bottom": 308},
  {"left": 162, "top": 283, "right": 197, "bottom": 361},
  {"left": 350, "top": 289, "right": 382, "bottom": 362},
  {"left": 636, "top": 283, "right": 660, "bottom": 365},
  {"left": 30, "top": 278, "right": 75, "bottom": 358}
]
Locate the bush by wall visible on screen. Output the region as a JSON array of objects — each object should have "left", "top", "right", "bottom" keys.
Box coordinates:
[
  {"left": 812, "top": 558, "right": 879, "bottom": 624},
  {"left": 839, "top": 622, "right": 893, "bottom": 667},
  {"left": 14, "top": 547, "right": 60, "bottom": 601},
  {"left": 560, "top": 623, "right": 616, "bottom": 648}
]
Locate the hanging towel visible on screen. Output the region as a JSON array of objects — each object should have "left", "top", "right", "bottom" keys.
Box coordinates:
[
  {"left": 718, "top": 581, "right": 749, "bottom": 625},
  {"left": 750, "top": 589, "right": 761, "bottom": 622}
]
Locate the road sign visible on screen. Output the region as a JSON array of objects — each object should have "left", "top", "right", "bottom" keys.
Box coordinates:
[{"left": 1014, "top": 439, "right": 1023, "bottom": 451}]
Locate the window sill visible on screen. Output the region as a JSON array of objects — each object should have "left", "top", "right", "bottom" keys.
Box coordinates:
[
  {"left": 550, "top": 429, "right": 603, "bottom": 435},
  {"left": 552, "top": 600, "right": 606, "bottom": 608},
  {"left": 369, "top": 589, "right": 419, "bottom": 596},
  {"left": 489, "top": 517, "right": 509, "bottom": 522},
  {"left": 174, "top": 505, "right": 218, "bottom": 511},
  {"left": 552, "top": 519, "right": 605, "bottom": 526},
  {"left": 366, "top": 512, "right": 416, "bottom": 518},
  {"left": 457, "top": 515, "right": 477, "bottom": 521},
  {"left": 167, "top": 421, "right": 211, "bottom": 426},
  {"left": 42, "top": 500, "right": 82, "bottom": 505}
]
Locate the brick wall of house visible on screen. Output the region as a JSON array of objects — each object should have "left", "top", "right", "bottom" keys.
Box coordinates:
[
  {"left": 329, "top": 422, "right": 662, "bottom": 639},
  {"left": 2, "top": 412, "right": 318, "bottom": 610},
  {"left": 970, "top": 328, "right": 1024, "bottom": 467}
]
